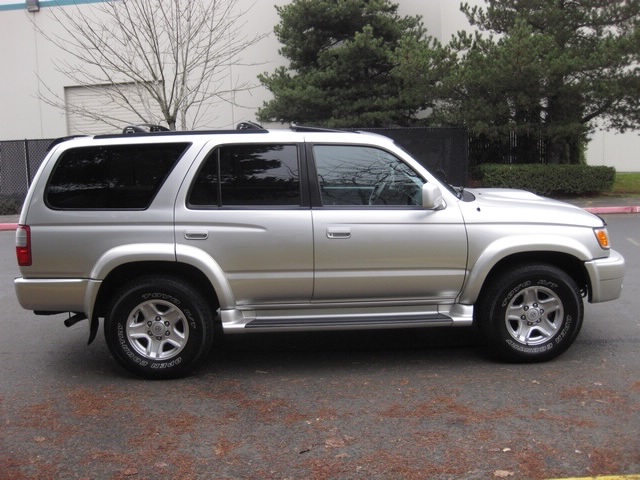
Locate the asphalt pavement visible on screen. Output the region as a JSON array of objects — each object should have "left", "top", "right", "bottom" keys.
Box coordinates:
[{"left": 2, "top": 214, "right": 639, "bottom": 479}]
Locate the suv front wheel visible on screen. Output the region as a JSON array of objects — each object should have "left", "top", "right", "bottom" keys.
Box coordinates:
[
  {"left": 104, "top": 276, "right": 215, "bottom": 379},
  {"left": 478, "top": 263, "right": 583, "bottom": 362}
]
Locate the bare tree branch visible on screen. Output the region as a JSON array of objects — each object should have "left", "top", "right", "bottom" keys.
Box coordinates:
[{"left": 34, "top": 0, "right": 267, "bottom": 131}]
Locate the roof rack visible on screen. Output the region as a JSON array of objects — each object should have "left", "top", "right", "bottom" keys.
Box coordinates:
[
  {"left": 290, "top": 123, "right": 351, "bottom": 133},
  {"left": 96, "top": 123, "right": 269, "bottom": 140}
]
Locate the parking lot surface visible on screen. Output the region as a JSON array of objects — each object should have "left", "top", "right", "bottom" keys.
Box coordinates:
[{"left": 1, "top": 215, "right": 639, "bottom": 479}]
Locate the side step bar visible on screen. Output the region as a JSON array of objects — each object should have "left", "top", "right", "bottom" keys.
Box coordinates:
[{"left": 221, "top": 305, "right": 474, "bottom": 333}]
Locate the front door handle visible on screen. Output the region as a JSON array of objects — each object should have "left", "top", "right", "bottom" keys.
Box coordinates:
[{"left": 327, "top": 227, "right": 351, "bottom": 239}]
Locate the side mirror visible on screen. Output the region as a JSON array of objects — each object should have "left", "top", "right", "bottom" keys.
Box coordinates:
[{"left": 422, "top": 183, "right": 445, "bottom": 210}]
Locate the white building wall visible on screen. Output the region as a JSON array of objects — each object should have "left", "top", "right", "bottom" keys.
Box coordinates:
[
  {"left": 587, "top": 129, "right": 640, "bottom": 172},
  {"left": 0, "top": 0, "right": 637, "bottom": 171},
  {"left": 0, "top": 0, "right": 287, "bottom": 138}
]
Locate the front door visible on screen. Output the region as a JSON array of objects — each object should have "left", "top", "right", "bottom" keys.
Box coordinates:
[{"left": 311, "top": 144, "right": 467, "bottom": 303}]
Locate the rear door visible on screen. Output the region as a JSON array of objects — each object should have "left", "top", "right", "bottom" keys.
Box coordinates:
[
  {"left": 175, "top": 140, "right": 313, "bottom": 305},
  {"left": 310, "top": 143, "right": 467, "bottom": 303}
]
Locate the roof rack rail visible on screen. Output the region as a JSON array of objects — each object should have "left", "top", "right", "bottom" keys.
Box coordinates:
[
  {"left": 46, "top": 135, "right": 89, "bottom": 152},
  {"left": 289, "top": 123, "right": 351, "bottom": 133}
]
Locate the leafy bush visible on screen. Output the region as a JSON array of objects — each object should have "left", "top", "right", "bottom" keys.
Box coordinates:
[
  {"left": 0, "top": 195, "right": 22, "bottom": 215},
  {"left": 477, "top": 164, "right": 616, "bottom": 196}
]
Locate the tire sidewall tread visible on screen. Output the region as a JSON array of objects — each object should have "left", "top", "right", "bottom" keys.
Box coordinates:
[
  {"left": 104, "top": 275, "right": 214, "bottom": 379},
  {"left": 478, "top": 263, "right": 583, "bottom": 363}
]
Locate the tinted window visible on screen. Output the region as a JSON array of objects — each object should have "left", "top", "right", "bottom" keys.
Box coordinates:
[
  {"left": 314, "top": 145, "right": 423, "bottom": 206},
  {"left": 189, "top": 144, "right": 300, "bottom": 207},
  {"left": 46, "top": 143, "right": 189, "bottom": 210}
]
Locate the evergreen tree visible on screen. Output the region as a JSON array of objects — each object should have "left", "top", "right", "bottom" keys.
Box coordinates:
[
  {"left": 433, "top": 0, "right": 640, "bottom": 164},
  {"left": 257, "top": 0, "right": 432, "bottom": 128}
]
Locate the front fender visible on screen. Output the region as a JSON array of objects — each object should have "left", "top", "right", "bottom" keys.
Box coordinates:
[{"left": 459, "top": 234, "right": 593, "bottom": 305}]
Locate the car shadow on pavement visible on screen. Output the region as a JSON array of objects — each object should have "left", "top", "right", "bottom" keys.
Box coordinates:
[
  {"left": 47, "top": 320, "right": 494, "bottom": 379},
  {"left": 200, "top": 326, "right": 488, "bottom": 375}
]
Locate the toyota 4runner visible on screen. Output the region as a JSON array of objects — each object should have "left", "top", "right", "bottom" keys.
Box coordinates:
[{"left": 14, "top": 125, "right": 625, "bottom": 378}]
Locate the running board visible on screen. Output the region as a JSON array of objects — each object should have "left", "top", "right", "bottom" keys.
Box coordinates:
[
  {"left": 246, "top": 313, "right": 451, "bottom": 330},
  {"left": 221, "top": 304, "right": 473, "bottom": 333}
]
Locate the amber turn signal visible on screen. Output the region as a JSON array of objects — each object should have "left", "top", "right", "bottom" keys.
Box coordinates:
[{"left": 594, "top": 227, "right": 610, "bottom": 249}]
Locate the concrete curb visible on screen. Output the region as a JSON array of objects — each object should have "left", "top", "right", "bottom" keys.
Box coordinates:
[{"left": 585, "top": 206, "right": 640, "bottom": 214}]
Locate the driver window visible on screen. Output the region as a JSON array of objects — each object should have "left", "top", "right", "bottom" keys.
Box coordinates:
[{"left": 313, "top": 145, "right": 423, "bottom": 206}]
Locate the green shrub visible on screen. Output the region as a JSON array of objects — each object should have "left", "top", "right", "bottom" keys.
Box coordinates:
[
  {"left": 477, "top": 164, "right": 616, "bottom": 196},
  {"left": 0, "top": 195, "right": 22, "bottom": 215}
]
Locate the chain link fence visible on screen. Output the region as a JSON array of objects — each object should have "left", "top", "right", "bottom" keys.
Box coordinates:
[{"left": 0, "top": 139, "right": 53, "bottom": 214}]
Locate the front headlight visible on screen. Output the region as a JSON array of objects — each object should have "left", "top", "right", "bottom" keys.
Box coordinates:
[{"left": 594, "top": 227, "right": 610, "bottom": 250}]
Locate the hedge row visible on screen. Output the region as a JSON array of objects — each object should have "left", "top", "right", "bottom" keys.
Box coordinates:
[{"left": 476, "top": 164, "right": 616, "bottom": 196}]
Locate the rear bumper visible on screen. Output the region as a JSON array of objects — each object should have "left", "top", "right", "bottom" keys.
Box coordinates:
[
  {"left": 585, "top": 249, "right": 625, "bottom": 303},
  {"left": 14, "top": 277, "right": 93, "bottom": 313}
]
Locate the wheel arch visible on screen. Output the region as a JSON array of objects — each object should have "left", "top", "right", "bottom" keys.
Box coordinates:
[
  {"left": 463, "top": 251, "right": 590, "bottom": 306},
  {"left": 93, "top": 261, "right": 220, "bottom": 319}
]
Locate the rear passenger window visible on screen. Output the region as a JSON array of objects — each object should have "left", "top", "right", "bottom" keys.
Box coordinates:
[
  {"left": 46, "top": 143, "right": 189, "bottom": 210},
  {"left": 189, "top": 144, "right": 300, "bottom": 207}
]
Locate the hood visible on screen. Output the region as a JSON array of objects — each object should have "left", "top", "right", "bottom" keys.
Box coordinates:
[{"left": 461, "top": 188, "right": 604, "bottom": 227}]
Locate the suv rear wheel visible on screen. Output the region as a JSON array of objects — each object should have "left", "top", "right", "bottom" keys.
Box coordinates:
[
  {"left": 104, "top": 276, "right": 215, "bottom": 379},
  {"left": 478, "top": 263, "right": 583, "bottom": 362}
]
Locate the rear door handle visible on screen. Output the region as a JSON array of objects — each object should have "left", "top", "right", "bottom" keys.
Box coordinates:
[
  {"left": 327, "top": 227, "right": 351, "bottom": 239},
  {"left": 184, "top": 231, "right": 208, "bottom": 240}
]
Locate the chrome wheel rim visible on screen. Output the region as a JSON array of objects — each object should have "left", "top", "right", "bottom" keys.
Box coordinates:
[
  {"left": 505, "top": 285, "right": 564, "bottom": 346},
  {"left": 125, "top": 299, "right": 189, "bottom": 360}
]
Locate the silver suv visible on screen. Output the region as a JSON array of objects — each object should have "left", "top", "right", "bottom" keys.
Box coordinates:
[{"left": 14, "top": 125, "right": 625, "bottom": 378}]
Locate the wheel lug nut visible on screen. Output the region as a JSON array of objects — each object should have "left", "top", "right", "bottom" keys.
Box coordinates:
[
  {"left": 156, "top": 336, "right": 162, "bottom": 341},
  {"left": 533, "top": 303, "right": 538, "bottom": 308},
  {"left": 147, "top": 321, "right": 152, "bottom": 327},
  {"left": 155, "top": 316, "right": 161, "bottom": 322},
  {"left": 521, "top": 315, "right": 526, "bottom": 320},
  {"left": 524, "top": 306, "right": 529, "bottom": 311},
  {"left": 165, "top": 331, "right": 170, "bottom": 336},
  {"left": 148, "top": 331, "right": 153, "bottom": 336},
  {"left": 164, "top": 321, "right": 170, "bottom": 327}
]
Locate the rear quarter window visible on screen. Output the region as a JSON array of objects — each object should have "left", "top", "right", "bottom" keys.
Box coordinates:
[{"left": 46, "top": 143, "right": 190, "bottom": 210}]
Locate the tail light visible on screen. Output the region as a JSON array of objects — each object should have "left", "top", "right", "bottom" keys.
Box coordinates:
[{"left": 16, "top": 225, "right": 32, "bottom": 266}]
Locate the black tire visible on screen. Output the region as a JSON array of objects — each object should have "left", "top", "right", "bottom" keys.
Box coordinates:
[
  {"left": 104, "top": 275, "right": 215, "bottom": 379},
  {"left": 477, "top": 263, "right": 583, "bottom": 362}
]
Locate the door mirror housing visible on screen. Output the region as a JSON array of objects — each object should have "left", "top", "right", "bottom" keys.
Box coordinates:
[{"left": 422, "top": 183, "right": 445, "bottom": 210}]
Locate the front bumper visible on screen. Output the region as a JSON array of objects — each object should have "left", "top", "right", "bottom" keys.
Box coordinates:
[{"left": 585, "top": 249, "right": 625, "bottom": 303}]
